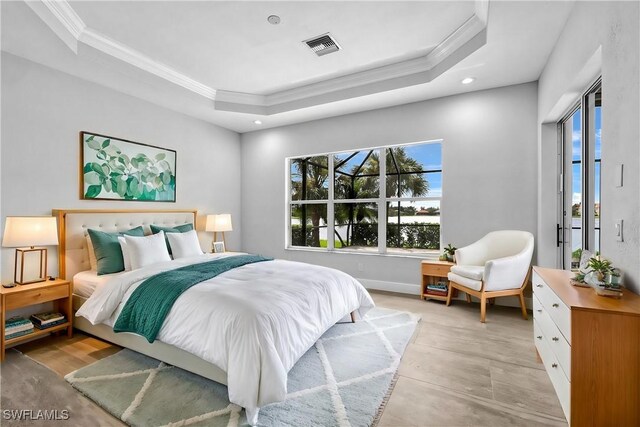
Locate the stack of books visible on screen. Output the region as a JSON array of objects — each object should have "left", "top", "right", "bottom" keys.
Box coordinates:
[
  {"left": 30, "top": 312, "right": 67, "bottom": 330},
  {"left": 5, "top": 317, "right": 34, "bottom": 340},
  {"left": 426, "top": 281, "right": 449, "bottom": 296}
]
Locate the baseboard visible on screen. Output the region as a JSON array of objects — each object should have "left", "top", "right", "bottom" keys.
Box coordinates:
[
  {"left": 358, "top": 278, "right": 533, "bottom": 310},
  {"left": 358, "top": 278, "right": 421, "bottom": 295}
]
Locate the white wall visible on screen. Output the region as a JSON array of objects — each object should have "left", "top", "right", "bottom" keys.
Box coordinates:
[
  {"left": 0, "top": 53, "right": 242, "bottom": 282},
  {"left": 537, "top": 1, "right": 640, "bottom": 293},
  {"left": 241, "top": 82, "right": 538, "bottom": 295}
]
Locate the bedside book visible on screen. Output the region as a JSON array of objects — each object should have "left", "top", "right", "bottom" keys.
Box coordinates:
[{"left": 31, "top": 312, "right": 66, "bottom": 327}]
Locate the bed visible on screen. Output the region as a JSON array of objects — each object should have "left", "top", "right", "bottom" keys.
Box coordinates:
[{"left": 53, "top": 209, "right": 375, "bottom": 425}]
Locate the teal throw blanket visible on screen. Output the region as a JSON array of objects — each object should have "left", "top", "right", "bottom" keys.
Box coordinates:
[{"left": 113, "top": 255, "right": 272, "bottom": 342}]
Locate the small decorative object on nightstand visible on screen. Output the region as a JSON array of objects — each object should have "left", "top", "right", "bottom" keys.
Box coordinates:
[
  {"left": 0, "top": 278, "right": 72, "bottom": 361},
  {"left": 421, "top": 260, "right": 456, "bottom": 302}
]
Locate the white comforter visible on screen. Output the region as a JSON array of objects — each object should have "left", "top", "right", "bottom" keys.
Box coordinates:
[{"left": 76, "top": 253, "right": 375, "bottom": 412}]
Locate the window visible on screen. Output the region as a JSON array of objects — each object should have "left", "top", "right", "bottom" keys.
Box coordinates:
[
  {"left": 287, "top": 141, "right": 443, "bottom": 255},
  {"left": 559, "top": 79, "right": 602, "bottom": 269},
  {"left": 290, "top": 156, "right": 328, "bottom": 247}
]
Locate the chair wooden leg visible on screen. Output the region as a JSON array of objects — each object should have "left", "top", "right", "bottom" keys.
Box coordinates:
[
  {"left": 446, "top": 285, "right": 453, "bottom": 306},
  {"left": 518, "top": 292, "right": 528, "bottom": 320},
  {"left": 465, "top": 293, "right": 471, "bottom": 303},
  {"left": 480, "top": 294, "right": 487, "bottom": 323}
]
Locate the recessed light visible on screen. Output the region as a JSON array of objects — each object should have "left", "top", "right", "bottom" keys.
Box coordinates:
[
  {"left": 253, "top": 120, "right": 263, "bottom": 125},
  {"left": 267, "top": 15, "right": 280, "bottom": 25},
  {"left": 461, "top": 77, "right": 475, "bottom": 85}
]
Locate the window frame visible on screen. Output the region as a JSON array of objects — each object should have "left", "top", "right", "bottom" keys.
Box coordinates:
[
  {"left": 286, "top": 139, "right": 443, "bottom": 256},
  {"left": 558, "top": 77, "right": 602, "bottom": 269}
]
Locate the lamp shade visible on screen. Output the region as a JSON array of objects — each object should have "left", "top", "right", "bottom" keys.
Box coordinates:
[
  {"left": 2, "top": 216, "right": 59, "bottom": 247},
  {"left": 205, "top": 214, "right": 233, "bottom": 232}
]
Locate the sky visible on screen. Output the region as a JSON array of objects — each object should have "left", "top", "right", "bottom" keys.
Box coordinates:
[{"left": 571, "top": 106, "right": 601, "bottom": 205}]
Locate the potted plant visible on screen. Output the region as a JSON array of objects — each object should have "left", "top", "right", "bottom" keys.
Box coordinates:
[
  {"left": 442, "top": 244, "right": 457, "bottom": 262},
  {"left": 586, "top": 256, "right": 613, "bottom": 284}
]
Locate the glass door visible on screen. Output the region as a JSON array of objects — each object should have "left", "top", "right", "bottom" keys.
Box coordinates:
[{"left": 559, "top": 79, "right": 602, "bottom": 269}]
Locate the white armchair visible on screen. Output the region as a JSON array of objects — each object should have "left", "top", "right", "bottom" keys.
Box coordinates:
[{"left": 446, "top": 230, "right": 534, "bottom": 322}]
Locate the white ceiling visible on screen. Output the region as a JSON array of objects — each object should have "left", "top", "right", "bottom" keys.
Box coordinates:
[
  {"left": 70, "top": 1, "right": 476, "bottom": 95},
  {"left": 1, "top": 1, "right": 574, "bottom": 133}
]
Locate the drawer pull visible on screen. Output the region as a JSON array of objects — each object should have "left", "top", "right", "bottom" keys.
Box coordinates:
[
  {"left": 552, "top": 337, "right": 559, "bottom": 341},
  {"left": 536, "top": 284, "right": 543, "bottom": 288},
  {"left": 552, "top": 303, "right": 559, "bottom": 308},
  {"left": 551, "top": 363, "right": 558, "bottom": 368},
  {"left": 536, "top": 335, "right": 542, "bottom": 340},
  {"left": 536, "top": 309, "right": 542, "bottom": 313}
]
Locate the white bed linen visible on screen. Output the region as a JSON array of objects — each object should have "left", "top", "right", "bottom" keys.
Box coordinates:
[
  {"left": 72, "top": 270, "right": 122, "bottom": 298},
  {"left": 76, "top": 253, "right": 375, "bottom": 413}
]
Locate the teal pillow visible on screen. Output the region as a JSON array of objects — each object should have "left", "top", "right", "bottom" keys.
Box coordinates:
[
  {"left": 150, "top": 223, "right": 194, "bottom": 255},
  {"left": 88, "top": 226, "right": 145, "bottom": 275}
]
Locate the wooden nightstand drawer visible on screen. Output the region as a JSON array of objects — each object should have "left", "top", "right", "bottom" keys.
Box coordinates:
[
  {"left": 5, "top": 284, "right": 68, "bottom": 310},
  {"left": 421, "top": 263, "right": 451, "bottom": 277}
]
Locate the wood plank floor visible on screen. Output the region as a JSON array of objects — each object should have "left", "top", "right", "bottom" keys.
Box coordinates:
[{"left": 13, "top": 291, "right": 567, "bottom": 426}]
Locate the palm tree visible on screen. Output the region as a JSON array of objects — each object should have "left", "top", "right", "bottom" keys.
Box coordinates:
[
  {"left": 334, "top": 148, "right": 429, "bottom": 247},
  {"left": 290, "top": 157, "right": 328, "bottom": 246}
]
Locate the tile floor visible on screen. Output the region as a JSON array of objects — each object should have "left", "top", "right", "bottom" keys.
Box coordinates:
[{"left": 14, "top": 291, "right": 567, "bottom": 426}]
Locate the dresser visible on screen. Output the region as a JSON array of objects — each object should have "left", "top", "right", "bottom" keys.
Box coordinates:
[{"left": 532, "top": 267, "right": 640, "bottom": 426}]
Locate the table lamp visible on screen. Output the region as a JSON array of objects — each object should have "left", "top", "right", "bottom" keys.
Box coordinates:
[
  {"left": 205, "top": 214, "right": 233, "bottom": 251},
  {"left": 2, "top": 216, "right": 59, "bottom": 285}
]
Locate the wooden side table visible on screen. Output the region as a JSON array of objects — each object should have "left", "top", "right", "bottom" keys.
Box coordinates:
[
  {"left": 0, "top": 278, "right": 73, "bottom": 361},
  {"left": 421, "top": 260, "right": 456, "bottom": 301}
]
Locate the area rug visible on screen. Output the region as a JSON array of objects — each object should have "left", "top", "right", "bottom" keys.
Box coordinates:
[{"left": 65, "top": 307, "right": 419, "bottom": 427}]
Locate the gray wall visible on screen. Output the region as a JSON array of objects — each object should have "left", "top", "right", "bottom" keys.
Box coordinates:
[
  {"left": 0, "top": 53, "right": 242, "bottom": 282},
  {"left": 241, "top": 82, "right": 538, "bottom": 295},
  {"left": 537, "top": 1, "right": 640, "bottom": 293}
]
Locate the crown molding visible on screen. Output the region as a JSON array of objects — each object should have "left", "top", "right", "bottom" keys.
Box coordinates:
[
  {"left": 27, "top": 0, "right": 489, "bottom": 115},
  {"left": 26, "top": 0, "right": 216, "bottom": 100},
  {"left": 79, "top": 29, "right": 216, "bottom": 100}
]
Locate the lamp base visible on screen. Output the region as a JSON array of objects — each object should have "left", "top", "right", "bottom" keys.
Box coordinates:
[
  {"left": 2, "top": 283, "right": 17, "bottom": 288},
  {"left": 14, "top": 247, "right": 48, "bottom": 285}
]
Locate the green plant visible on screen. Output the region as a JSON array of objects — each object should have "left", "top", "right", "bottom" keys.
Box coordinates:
[
  {"left": 443, "top": 244, "right": 457, "bottom": 256},
  {"left": 587, "top": 256, "right": 613, "bottom": 280},
  {"left": 83, "top": 135, "right": 175, "bottom": 200},
  {"left": 572, "top": 248, "right": 583, "bottom": 261}
]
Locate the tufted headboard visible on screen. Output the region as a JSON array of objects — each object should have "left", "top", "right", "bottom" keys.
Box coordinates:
[{"left": 52, "top": 209, "right": 197, "bottom": 280}]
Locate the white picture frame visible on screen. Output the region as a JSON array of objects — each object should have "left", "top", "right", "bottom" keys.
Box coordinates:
[{"left": 212, "top": 241, "right": 226, "bottom": 253}]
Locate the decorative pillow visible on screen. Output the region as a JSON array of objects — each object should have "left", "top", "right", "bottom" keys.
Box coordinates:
[
  {"left": 88, "top": 226, "right": 145, "bottom": 275},
  {"left": 166, "top": 230, "right": 203, "bottom": 259},
  {"left": 118, "top": 236, "right": 132, "bottom": 271},
  {"left": 150, "top": 223, "right": 194, "bottom": 255},
  {"left": 124, "top": 231, "right": 172, "bottom": 270},
  {"left": 85, "top": 235, "right": 98, "bottom": 271}
]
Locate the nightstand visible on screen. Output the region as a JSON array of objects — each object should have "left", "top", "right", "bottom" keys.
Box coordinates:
[
  {"left": 0, "top": 278, "right": 73, "bottom": 361},
  {"left": 421, "top": 260, "right": 457, "bottom": 302}
]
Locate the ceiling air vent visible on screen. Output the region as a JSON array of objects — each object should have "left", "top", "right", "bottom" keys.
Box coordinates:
[{"left": 304, "top": 33, "right": 340, "bottom": 57}]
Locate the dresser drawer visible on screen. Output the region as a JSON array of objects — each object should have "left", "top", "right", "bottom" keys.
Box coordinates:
[
  {"left": 534, "top": 294, "right": 571, "bottom": 379},
  {"left": 5, "top": 284, "right": 69, "bottom": 310},
  {"left": 534, "top": 321, "right": 570, "bottom": 423},
  {"left": 533, "top": 273, "right": 571, "bottom": 343}
]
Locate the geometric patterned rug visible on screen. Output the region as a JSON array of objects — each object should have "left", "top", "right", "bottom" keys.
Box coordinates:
[{"left": 65, "top": 307, "right": 420, "bottom": 427}]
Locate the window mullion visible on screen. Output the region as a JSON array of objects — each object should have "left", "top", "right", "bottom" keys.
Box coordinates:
[
  {"left": 378, "top": 148, "right": 387, "bottom": 254},
  {"left": 327, "top": 155, "right": 335, "bottom": 251}
]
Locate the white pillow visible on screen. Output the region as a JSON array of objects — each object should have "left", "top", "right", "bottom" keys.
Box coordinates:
[
  {"left": 166, "top": 230, "right": 203, "bottom": 259},
  {"left": 124, "top": 231, "right": 171, "bottom": 270},
  {"left": 117, "top": 236, "right": 132, "bottom": 271},
  {"left": 86, "top": 234, "right": 98, "bottom": 271}
]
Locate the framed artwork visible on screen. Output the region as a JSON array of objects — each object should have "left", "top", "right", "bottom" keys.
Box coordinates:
[
  {"left": 80, "top": 131, "right": 176, "bottom": 202},
  {"left": 213, "top": 241, "right": 226, "bottom": 253}
]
